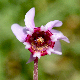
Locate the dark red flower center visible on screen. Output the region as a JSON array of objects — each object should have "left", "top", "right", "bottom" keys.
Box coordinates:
[{"left": 25, "top": 27, "right": 55, "bottom": 56}]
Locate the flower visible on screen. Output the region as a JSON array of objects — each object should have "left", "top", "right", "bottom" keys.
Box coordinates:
[{"left": 11, "top": 8, "right": 70, "bottom": 63}]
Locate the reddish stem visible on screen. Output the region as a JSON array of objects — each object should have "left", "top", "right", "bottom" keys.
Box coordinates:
[{"left": 33, "top": 57, "right": 38, "bottom": 80}]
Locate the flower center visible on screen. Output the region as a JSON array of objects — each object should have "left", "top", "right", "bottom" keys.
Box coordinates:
[
  {"left": 37, "top": 37, "right": 44, "bottom": 44},
  {"left": 26, "top": 27, "right": 55, "bottom": 56}
]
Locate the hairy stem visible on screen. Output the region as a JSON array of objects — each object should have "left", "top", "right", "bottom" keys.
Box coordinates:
[{"left": 33, "top": 57, "right": 38, "bottom": 80}]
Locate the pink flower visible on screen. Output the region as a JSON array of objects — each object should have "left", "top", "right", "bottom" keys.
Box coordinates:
[{"left": 11, "top": 8, "right": 70, "bottom": 63}]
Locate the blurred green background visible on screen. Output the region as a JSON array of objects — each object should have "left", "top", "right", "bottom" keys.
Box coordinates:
[{"left": 0, "top": 0, "right": 80, "bottom": 80}]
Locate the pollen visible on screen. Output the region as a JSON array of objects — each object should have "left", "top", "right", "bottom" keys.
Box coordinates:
[
  {"left": 37, "top": 37, "right": 44, "bottom": 44},
  {"left": 26, "top": 27, "right": 55, "bottom": 56}
]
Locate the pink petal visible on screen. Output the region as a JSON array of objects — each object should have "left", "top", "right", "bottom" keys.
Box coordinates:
[
  {"left": 26, "top": 54, "right": 36, "bottom": 64},
  {"left": 56, "top": 33, "right": 70, "bottom": 43},
  {"left": 52, "top": 40, "right": 62, "bottom": 55},
  {"left": 50, "top": 29, "right": 60, "bottom": 34},
  {"left": 51, "top": 29, "right": 70, "bottom": 43},
  {"left": 45, "top": 20, "right": 62, "bottom": 30},
  {"left": 33, "top": 52, "right": 41, "bottom": 59},
  {"left": 11, "top": 24, "right": 28, "bottom": 42},
  {"left": 24, "top": 7, "right": 35, "bottom": 30}
]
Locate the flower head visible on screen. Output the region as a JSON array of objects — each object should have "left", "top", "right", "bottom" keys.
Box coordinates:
[{"left": 11, "top": 8, "right": 70, "bottom": 63}]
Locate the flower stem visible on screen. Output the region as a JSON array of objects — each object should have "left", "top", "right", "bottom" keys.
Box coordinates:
[{"left": 33, "top": 57, "right": 38, "bottom": 80}]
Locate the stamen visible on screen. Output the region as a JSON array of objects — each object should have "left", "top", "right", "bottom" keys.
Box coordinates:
[
  {"left": 25, "top": 27, "right": 55, "bottom": 56},
  {"left": 37, "top": 37, "right": 44, "bottom": 44}
]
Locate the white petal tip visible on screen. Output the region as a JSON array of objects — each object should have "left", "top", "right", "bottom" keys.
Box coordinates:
[
  {"left": 41, "top": 25, "right": 44, "bottom": 31},
  {"left": 11, "top": 24, "right": 27, "bottom": 42},
  {"left": 23, "top": 42, "right": 31, "bottom": 49},
  {"left": 11, "top": 23, "right": 18, "bottom": 27},
  {"left": 41, "top": 25, "right": 47, "bottom": 31},
  {"left": 25, "top": 7, "right": 35, "bottom": 29},
  {"left": 50, "top": 35, "right": 57, "bottom": 42},
  {"left": 11, "top": 24, "right": 19, "bottom": 31},
  {"left": 48, "top": 51, "right": 51, "bottom": 55},
  {"left": 27, "top": 31, "right": 33, "bottom": 35},
  {"left": 58, "top": 52, "right": 62, "bottom": 55},
  {"left": 67, "top": 40, "right": 70, "bottom": 43},
  {"left": 53, "top": 51, "right": 62, "bottom": 55},
  {"left": 47, "top": 48, "right": 54, "bottom": 55},
  {"left": 33, "top": 52, "right": 41, "bottom": 59},
  {"left": 25, "top": 7, "right": 35, "bottom": 15},
  {"left": 62, "top": 37, "right": 70, "bottom": 43},
  {"left": 31, "top": 7, "right": 35, "bottom": 10},
  {"left": 54, "top": 20, "right": 63, "bottom": 27}
]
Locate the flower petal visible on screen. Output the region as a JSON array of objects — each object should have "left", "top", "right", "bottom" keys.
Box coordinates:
[
  {"left": 33, "top": 52, "right": 41, "bottom": 59},
  {"left": 50, "top": 29, "right": 60, "bottom": 34},
  {"left": 51, "top": 29, "right": 70, "bottom": 43},
  {"left": 56, "top": 33, "right": 70, "bottom": 43},
  {"left": 52, "top": 40, "right": 62, "bottom": 55},
  {"left": 11, "top": 24, "right": 28, "bottom": 42},
  {"left": 24, "top": 7, "right": 35, "bottom": 30},
  {"left": 45, "top": 20, "right": 62, "bottom": 30},
  {"left": 47, "top": 47, "right": 54, "bottom": 55},
  {"left": 23, "top": 42, "right": 31, "bottom": 49},
  {"left": 26, "top": 54, "right": 36, "bottom": 64}
]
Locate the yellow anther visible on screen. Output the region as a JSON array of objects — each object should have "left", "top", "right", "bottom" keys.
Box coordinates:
[{"left": 37, "top": 37, "right": 44, "bottom": 43}]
